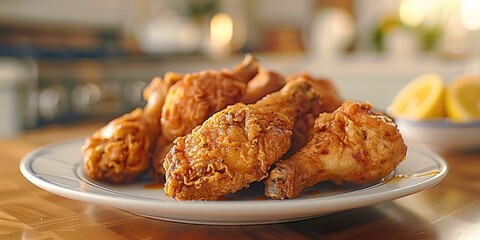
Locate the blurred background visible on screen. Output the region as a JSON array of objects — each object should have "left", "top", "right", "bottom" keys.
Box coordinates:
[{"left": 1, "top": 0, "right": 479, "bottom": 138}]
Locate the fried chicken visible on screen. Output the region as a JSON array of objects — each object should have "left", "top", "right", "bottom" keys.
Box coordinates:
[
  {"left": 287, "top": 72, "right": 341, "bottom": 109},
  {"left": 240, "top": 69, "right": 286, "bottom": 104},
  {"left": 82, "top": 77, "right": 170, "bottom": 183},
  {"left": 163, "top": 78, "right": 320, "bottom": 200},
  {"left": 151, "top": 55, "right": 260, "bottom": 178},
  {"left": 160, "top": 55, "right": 259, "bottom": 142},
  {"left": 285, "top": 73, "right": 342, "bottom": 157},
  {"left": 265, "top": 101, "right": 407, "bottom": 199}
]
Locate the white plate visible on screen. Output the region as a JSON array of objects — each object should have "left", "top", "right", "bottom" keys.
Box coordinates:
[
  {"left": 20, "top": 138, "right": 448, "bottom": 225},
  {"left": 395, "top": 118, "right": 480, "bottom": 151}
]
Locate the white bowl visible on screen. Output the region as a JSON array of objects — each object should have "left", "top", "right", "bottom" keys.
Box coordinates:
[{"left": 394, "top": 118, "right": 480, "bottom": 152}]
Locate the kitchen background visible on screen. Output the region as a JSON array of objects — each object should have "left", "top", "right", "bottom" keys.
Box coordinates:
[{"left": 0, "top": 0, "right": 479, "bottom": 138}]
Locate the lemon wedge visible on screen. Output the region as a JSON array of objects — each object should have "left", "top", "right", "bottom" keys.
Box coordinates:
[
  {"left": 389, "top": 74, "right": 445, "bottom": 120},
  {"left": 445, "top": 74, "right": 480, "bottom": 122}
]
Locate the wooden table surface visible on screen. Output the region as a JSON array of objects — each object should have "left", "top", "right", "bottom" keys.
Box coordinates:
[{"left": 0, "top": 122, "right": 479, "bottom": 240}]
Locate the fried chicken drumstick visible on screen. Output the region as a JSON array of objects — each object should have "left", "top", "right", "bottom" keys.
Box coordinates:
[
  {"left": 163, "top": 78, "right": 321, "bottom": 200},
  {"left": 82, "top": 76, "right": 170, "bottom": 183},
  {"left": 151, "top": 55, "right": 260, "bottom": 177},
  {"left": 265, "top": 101, "right": 407, "bottom": 199},
  {"left": 285, "top": 73, "right": 342, "bottom": 157},
  {"left": 240, "top": 69, "right": 285, "bottom": 104},
  {"left": 159, "top": 55, "right": 259, "bottom": 142}
]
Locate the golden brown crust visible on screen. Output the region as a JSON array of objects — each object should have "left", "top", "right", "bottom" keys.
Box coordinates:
[
  {"left": 265, "top": 101, "right": 407, "bottom": 199},
  {"left": 82, "top": 109, "right": 155, "bottom": 183},
  {"left": 284, "top": 73, "right": 343, "bottom": 158},
  {"left": 164, "top": 79, "right": 320, "bottom": 200},
  {"left": 241, "top": 69, "right": 286, "bottom": 104},
  {"left": 160, "top": 71, "right": 247, "bottom": 142},
  {"left": 82, "top": 76, "right": 170, "bottom": 184},
  {"left": 150, "top": 55, "right": 260, "bottom": 180}
]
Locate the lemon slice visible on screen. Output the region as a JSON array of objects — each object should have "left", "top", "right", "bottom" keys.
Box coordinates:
[
  {"left": 445, "top": 74, "right": 480, "bottom": 122},
  {"left": 389, "top": 74, "right": 445, "bottom": 120}
]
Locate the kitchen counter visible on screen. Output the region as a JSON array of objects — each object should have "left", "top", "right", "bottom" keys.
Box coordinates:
[{"left": 0, "top": 122, "right": 479, "bottom": 239}]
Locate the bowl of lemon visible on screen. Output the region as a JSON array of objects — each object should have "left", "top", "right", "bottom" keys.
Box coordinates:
[{"left": 388, "top": 73, "right": 480, "bottom": 151}]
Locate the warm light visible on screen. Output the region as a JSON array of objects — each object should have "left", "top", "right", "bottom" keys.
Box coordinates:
[
  {"left": 460, "top": 0, "right": 480, "bottom": 31},
  {"left": 399, "top": 0, "right": 427, "bottom": 27},
  {"left": 210, "top": 13, "right": 233, "bottom": 48}
]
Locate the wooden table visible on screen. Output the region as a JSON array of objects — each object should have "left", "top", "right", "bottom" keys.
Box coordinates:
[{"left": 1, "top": 122, "right": 479, "bottom": 240}]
